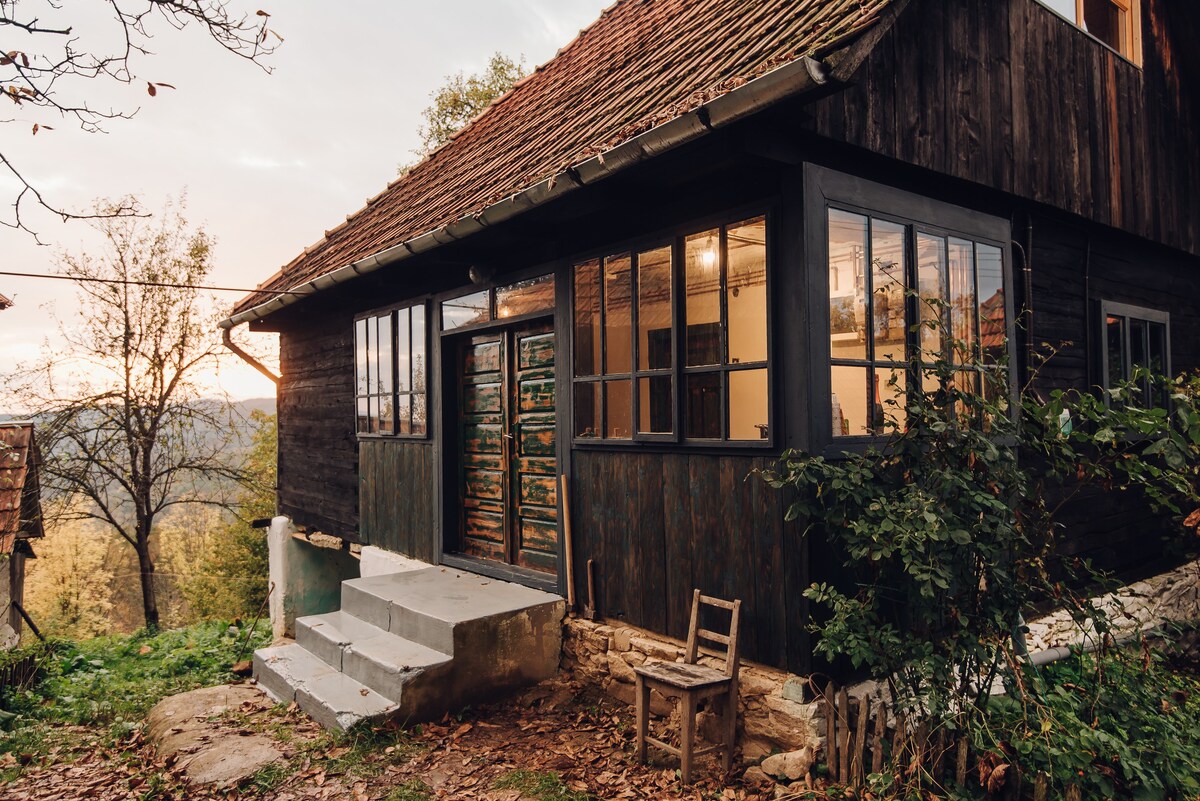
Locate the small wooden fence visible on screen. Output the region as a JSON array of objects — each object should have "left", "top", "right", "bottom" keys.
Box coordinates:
[
  {"left": 0, "top": 652, "right": 40, "bottom": 695},
  {"left": 820, "top": 683, "right": 1079, "bottom": 800}
]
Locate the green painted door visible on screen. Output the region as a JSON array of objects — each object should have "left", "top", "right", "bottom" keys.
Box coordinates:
[{"left": 457, "top": 324, "right": 558, "bottom": 574}]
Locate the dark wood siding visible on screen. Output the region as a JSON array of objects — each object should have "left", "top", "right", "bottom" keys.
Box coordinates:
[
  {"left": 359, "top": 440, "right": 437, "bottom": 562},
  {"left": 807, "top": 0, "right": 1200, "bottom": 257},
  {"left": 277, "top": 310, "right": 359, "bottom": 539},
  {"left": 569, "top": 450, "right": 808, "bottom": 673},
  {"left": 1026, "top": 214, "right": 1200, "bottom": 572}
]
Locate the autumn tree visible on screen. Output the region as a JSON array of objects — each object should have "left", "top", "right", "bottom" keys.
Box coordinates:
[
  {"left": 1, "top": 0, "right": 278, "bottom": 237},
  {"left": 12, "top": 196, "right": 246, "bottom": 629},
  {"left": 415, "top": 52, "right": 525, "bottom": 155}
]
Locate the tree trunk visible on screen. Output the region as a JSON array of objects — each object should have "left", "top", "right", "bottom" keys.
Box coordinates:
[{"left": 136, "top": 535, "right": 160, "bottom": 630}]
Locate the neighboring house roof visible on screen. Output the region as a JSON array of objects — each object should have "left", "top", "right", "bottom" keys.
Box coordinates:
[
  {"left": 232, "top": 0, "right": 894, "bottom": 319},
  {"left": 0, "top": 422, "right": 44, "bottom": 555},
  {"left": 0, "top": 293, "right": 12, "bottom": 311}
]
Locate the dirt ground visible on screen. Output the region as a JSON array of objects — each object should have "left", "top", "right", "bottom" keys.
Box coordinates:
[{"left": 0, "top": 675, "right": 782, "bottom": 801}]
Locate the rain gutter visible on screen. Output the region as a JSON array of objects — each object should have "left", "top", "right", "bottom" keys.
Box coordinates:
[{"left": 218, "top": 54, "right": 834, "bottom": 331}]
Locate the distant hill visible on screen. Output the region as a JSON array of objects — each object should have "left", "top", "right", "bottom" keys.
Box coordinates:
[{"left": 0, "top": 397, "right": 276, "bottom": 423}]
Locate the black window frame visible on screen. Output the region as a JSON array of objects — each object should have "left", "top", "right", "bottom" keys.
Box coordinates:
[
  {"left": 806, "top": 165, "right": 1017, "bottom": 457},
  {"left": 1098, "top": 300, "right": 1171, "bottom": 407},
  {"left": 570, "top": 209, "right": 774, "bottom": 449},
  {"left": 354, "top": 299, "right": 431, "bottom": 440}
]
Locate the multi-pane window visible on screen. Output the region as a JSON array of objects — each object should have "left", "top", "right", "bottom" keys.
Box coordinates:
[
  {"left": 1037, "top": 0, "right": 1141, "bottom": 63},
  {"left": 828, "top": 208, "right": 1007, "bottom": 438},
  {"left": 441, "top": 274, "right": 555, "bottom": 331},
  {"left": 572, "top": 216, "right": 769, "bottom": 443},
  {"left": 1101, "top": 301, "right": 1170, "bottom": 408},
  {"left": 355, "top": 304, "right": 428, "bottom": 436}
]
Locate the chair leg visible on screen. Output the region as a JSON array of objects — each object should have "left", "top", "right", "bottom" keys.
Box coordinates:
[
  {"left": 635, "top": 676, "right": 649, "bottom": 764},
  {"left": 723, "top": 691, "right": 737, "bottom": 772},
  {"left": 680, "top": 691, "right": 697, "bottom": 784}
]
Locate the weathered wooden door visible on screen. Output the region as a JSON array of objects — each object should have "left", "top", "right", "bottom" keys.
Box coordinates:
[{"left": 457, "top": 324, "right": 558, "bottom": 574}]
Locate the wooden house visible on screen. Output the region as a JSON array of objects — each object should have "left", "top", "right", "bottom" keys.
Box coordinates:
[
  {"left": 0, "top": 422, "right": 43, "bottom": 649},
  {"left": 227, "top": 0, "right": 1200, "bottom": 692}
]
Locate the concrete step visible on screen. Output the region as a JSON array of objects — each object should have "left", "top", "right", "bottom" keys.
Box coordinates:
[
  {"left": 258, "top": 565, "right": 565, "bottom": 729},
  {"left": 340, "top": 567, "right": 563, "bottom": 654},
  {"left": 254, "top": 642, "right": 398, "bottom": 731},
  {"left": 297, "top": 610, "right": 453, "bottom": 714}
]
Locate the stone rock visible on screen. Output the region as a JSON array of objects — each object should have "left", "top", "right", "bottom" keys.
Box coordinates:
[
  {"left": 619, "top": 650, "right": 646, "bottom": 666},
  {"left": 607, "top": 652, "right": 637, "bottom": 684},
  {"left": 147, "top": 685, "right": 283, "bottom": 788},
  {"left": 613, "top": 627, "right": 634, "bottom": 652},
  {"left": 761, "top": 747, "right": 815, "bottom": 781},
  {"left": 781, "top": 676, "right": 809, "bottom": 703},
  {"left": 739, "top": 668, "right": 783, "bottom": 698},
  {"left": 629, "top": 636, "right": 682, "bottom": 661},
  {"left": 742, "top": 765, "right": 772, "bottom": 785}
]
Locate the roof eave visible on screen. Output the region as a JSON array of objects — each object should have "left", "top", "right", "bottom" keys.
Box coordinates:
[{"left": 221, "top": 54, "right": 839, "bottom": 330}]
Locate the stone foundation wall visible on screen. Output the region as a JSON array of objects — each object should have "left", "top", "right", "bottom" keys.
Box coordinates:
[
  {"left": 562, "top": 617, "right": 821, "bottom": 761},
  {"left": 1025, "top": 558, "right": 1200, "bottom": 652}
]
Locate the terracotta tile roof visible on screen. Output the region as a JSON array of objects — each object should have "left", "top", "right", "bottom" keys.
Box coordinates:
[
  {"left": 0, "top": 423, "right": 43, "bottom": 554},
  {"left": 234, "top": 0, "right": 893, "bottom": 315}
]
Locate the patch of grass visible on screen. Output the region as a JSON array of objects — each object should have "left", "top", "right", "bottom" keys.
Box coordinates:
[
  {"left": 0, "top": 620, "right": 269, "bottom": 779},
  {"left": 247, "top": 759, "right": 292, "bottom": 794},
  {"left": 2, "top": 620, "right": 269, "bottom": 728},
  {"left": 494, "top": 769, "right": 594, "bottom": 801},
  {"left": 383, "top": 779, "right": 433, "bottom": 801}
]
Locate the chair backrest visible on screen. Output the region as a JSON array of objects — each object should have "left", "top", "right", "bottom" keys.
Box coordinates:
[{"left": 683, "top": 588, "right": 741, "bottom": 678}]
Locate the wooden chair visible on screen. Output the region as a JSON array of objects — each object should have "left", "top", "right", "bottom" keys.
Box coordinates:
[{"left": 634, "top": 589, "right": 741, "bottom": 783}]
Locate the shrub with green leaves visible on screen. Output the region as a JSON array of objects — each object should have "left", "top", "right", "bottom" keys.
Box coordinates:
[{"left": 763, "top": 326, "right": 1200, "bottom": 797}]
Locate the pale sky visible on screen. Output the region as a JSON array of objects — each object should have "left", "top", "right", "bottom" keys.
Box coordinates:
[{"left": 0, "top": 1, "right": 610, "bottom": 404}]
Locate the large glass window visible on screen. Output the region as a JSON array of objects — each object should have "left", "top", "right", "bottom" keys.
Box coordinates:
[
  {"left": 355, "top": 303, "right": 428, "bottom": 436},
  {"left": 828, "top": 208, "right": 1008, "bottom": 438},
  {"left": 1101, "top": 301, "right": 1170, "bottom": 408},
  {"left": 572, "top": 215, "right": 769, "bottom": 443}
]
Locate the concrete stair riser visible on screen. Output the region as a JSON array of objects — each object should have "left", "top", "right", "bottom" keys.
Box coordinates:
[
  {"left": 256, "top": 567, "right": 565, "bottom": 730},
  {"left": 254, "top": 643, "right": 397, "bottom": 731}
]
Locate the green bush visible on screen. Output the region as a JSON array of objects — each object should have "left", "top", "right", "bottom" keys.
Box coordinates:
[
  {"left": 763, "top": 315, "right": 1200, "bottom": 797},
  {"left": 986, "top": 648, "right": 1200, "bottom": 800}
]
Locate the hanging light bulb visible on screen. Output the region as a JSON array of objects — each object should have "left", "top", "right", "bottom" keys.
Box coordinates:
[{"left": 700, "top": 233, "right": 718, "bottom": 274}]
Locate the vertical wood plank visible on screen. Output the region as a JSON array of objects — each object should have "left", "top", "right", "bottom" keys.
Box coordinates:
[
  {"left": 955, "top": 736, "right": 969, "bottom": 787},
  {"left": 824, "top": 683, "right": 837, "bottom": 779},
  {"left": 837, "top": 688, "right": 851, "bottom": 784},
  {"left": 1033, "top": 772, "right": 1048, "bottom": 801},
  {"left": 637, "top": 453, "right": 667, "bottom": 634},
  {"left": 852, "top": 695, "right": 869, "bottom": 786},
  {"left": 662, "top": 453, "right": 694, "bottom": 641},
  {"left": 871, "top": 702, "right": 887, "bottom": 774}
]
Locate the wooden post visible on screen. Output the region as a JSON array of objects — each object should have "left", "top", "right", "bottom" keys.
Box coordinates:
[
  {"left": 559, "top": 474, "right": 576, "bottom": 612},
  {"left": 837, "top": 688, "right": 851, "bottom": 783},
  {"left": 1065, "top": 783, "right": 1081, "bottom": 801},
  {"left": 892, "top": 713, "right": 906, "bottom": 770},
  {"left": 1032, "top": 772, "right": 1048, "bottom": 801},
  {"left": 871, "top": 702, "right": 887, "bottom": 773},
  {"left": 955, "top": 736, "right": 969, "bottom": 787},
  {"left": 914, "top": 720, "right": 929, "bottom": 777},
  {"left": 824, "top": 683, "right": 837, "bottom": 779},
  {"left": 852, "top": 696, "right": 869, "bottom": 785}
]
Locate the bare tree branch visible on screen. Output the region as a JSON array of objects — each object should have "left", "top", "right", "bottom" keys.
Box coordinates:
[
  {"left": 8, "top": 195, "right": 257, "bottom": 628},
  {"left": 1, "top": 0, "right": 278, "bottom": 235}
]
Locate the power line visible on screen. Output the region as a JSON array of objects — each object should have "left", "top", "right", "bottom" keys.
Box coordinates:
[{"left": 0, "top": 270, "right": 306, "bottom": 296}]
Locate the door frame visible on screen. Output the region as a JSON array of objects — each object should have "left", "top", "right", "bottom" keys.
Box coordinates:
[{"left": 436, "top": 304, "right": 563, "bottom": 595}]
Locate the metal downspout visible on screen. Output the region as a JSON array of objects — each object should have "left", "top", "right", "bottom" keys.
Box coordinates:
[{"left": 222, "top": 325, "right": 280, "bottom": 385}]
